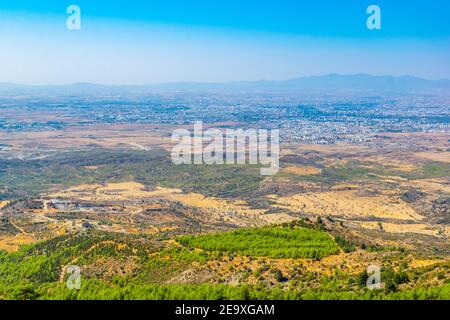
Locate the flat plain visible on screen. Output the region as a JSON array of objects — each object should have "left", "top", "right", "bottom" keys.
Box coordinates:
[{"left": 0, "top": 93, "right": 449, "bottom": 299}]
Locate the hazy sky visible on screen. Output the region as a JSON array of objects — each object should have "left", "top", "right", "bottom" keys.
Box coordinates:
[{"left": 0, "top": 0, "right": 449, "bottom": 84}]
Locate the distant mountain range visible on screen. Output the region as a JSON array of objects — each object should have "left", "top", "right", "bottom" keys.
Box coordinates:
[{"left": 1, "top": 74, "right": 449, "bottom": 95}]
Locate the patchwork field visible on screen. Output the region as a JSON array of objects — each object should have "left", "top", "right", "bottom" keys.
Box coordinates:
[
  {"left": 0, "top": 124, "right": 449, "bottom": 300},
  {"left": 268, "top": 190, "right": 424, "bottom": 221}
]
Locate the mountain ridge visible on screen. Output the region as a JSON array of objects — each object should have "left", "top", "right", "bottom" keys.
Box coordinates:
[{"left": 1, "top": 73, "right": 449, "bottom": 95}]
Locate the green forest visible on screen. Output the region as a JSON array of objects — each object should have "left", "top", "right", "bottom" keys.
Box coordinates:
[
  {"left": 0, "top": 228, "right": 449, "bottom": 300},
  {"left": 177, "top": 226, "right": 340, "bottom": 259}
]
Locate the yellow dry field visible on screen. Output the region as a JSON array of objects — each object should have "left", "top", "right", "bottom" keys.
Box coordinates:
[
  {"left": 299, "top": 251, "right": 383, "bottom": 275},
  {"left": 164, "top": 192, "right": 264, "bottom": 218},
  {"left": 0, "top": 201, "right": 10, "bottom": 209},
  {"left": 292, "top": 143, "right": 370, "bottom": 154},
  {"left": 97, "top": 223, "right": 145, "bottom": 235},
  {"left": 49, "top": 182, "right": 181, "bottom": 201},
  {"left": 282, "top": 166, "right": 321, "bottom": 176},
  {"left": 330, "top": 183, "right": 361, "bottom": 190},
  {"left": 380, "top": 161, "right": 418, "bottom": 172},
  {"left": 415, "top": 152, "right": 450, "bottom": 163},
  {"left": 365, "top": 173, "right": 450, "bottom": 194},
  {"left": 377, "top": 132, "right": 450, "bottom": 149},
  {"left": 358, "top": 155, "right": 419, "bottom": 173},
  {"left": 0, "top": 234, "right": 36, "bottom": 252},
  {"left": 0, "top": 218, "right": 70, "bottom": 252},
  {"left": 50, "top": 181, "right": 265, "bottom": 219},
  {"left": 385, "top": 162, "right": 418, "bottom": 172},
  {"left": 406, "top": 178, "right": 450, "bottom": 194},
  {"left": 359, "top": 221, "right": 445, "bottom": 237},
  {"left": 259, "top": 213, "right": 297, "bottom": 224},
  {"left": 377, "top": 175, "right": 409, "bottom": 183},
  {"left": 268, "top": 190, "right": 424, "bottom": 221},
  {"left": 82, "top": 166, "right": 98, "bottom": 170},
  {"left": 409, "top": 259, "right": 447, "bottom": 269}
]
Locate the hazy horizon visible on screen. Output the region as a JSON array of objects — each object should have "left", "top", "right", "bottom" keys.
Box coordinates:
[{"left": 1, "top": 73, "right": 450, "bottom": 87}]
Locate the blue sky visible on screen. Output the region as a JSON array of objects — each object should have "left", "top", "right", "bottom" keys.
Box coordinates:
[{"left": 0, "top": 0, "right": 449, "bottom": 84}]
